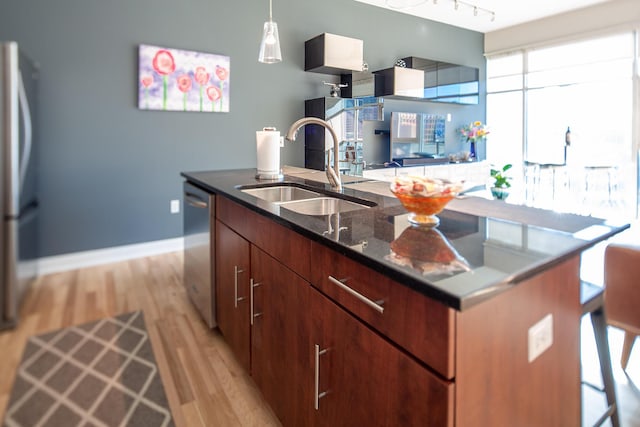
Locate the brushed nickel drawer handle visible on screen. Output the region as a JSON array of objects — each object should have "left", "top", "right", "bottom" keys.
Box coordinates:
[
  {"left": 234, "top": 266, "right": 245, "bottom": 307},
  {"left": 250, "top": 279, "right": 262, "bottom": 325},
  {"left": 327, "top": 276, "right": 385, "bottom": 314},
  {"left": 314, "top": 344, "right": 329, "bottom": 410}
]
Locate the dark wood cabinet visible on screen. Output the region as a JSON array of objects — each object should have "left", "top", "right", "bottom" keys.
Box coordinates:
[
  {"left": 310, "top": 286, "right": 453, "bottom": 427},
  {"left": 251, "top": 243, "right": 453, "bottom": 427},
  {"left": 250, "top": 246, "right": 314, "bottom": 427},
  {"left": 215, "top": 220, "right": 251, "bottom": 372},
  {"left": 215, "top": 195, "right": 453, "bottom": 426},
  {"left": 310, "top": 241, "right": 455, "bottom": 378},
  {"left": 193, "top": 188, "right": 587, "bottom": 427}
]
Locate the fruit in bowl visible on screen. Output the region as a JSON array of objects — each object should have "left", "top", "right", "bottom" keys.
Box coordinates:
[{"left": 390, "top": 176, "right": 463, "bottom": 226}]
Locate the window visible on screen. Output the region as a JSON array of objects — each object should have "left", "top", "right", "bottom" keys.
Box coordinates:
[{"left": 486, "top": 32, "right": 638, "bottom": 220}]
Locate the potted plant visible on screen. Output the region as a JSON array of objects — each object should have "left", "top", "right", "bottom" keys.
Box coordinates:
[{"left": 490, "top": 163, "right": 512, "bottom": 200}]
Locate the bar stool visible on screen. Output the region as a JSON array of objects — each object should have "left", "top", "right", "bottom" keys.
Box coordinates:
[
  {"left": 583, "top": 166, "right": 618, "bottom": 206},
  {"left": 581, "top": 280, "right": 620, "bottom": 427}
]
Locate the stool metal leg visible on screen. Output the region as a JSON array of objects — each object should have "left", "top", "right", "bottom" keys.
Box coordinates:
[{"left": 590, "top": 306, "right": 620, "bottom": 427}]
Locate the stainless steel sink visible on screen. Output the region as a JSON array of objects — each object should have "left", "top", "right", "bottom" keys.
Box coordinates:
[
  {"left": 277, "top": 197, "right": 371, "bottom": 215},
  {"left": 239, "top": 183, "right": 376, "bottom": 215},
  {"left": 240, "top": 185, "right": 322, "bottom": 203}
]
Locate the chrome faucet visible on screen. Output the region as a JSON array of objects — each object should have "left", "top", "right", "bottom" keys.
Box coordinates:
[{"left": 285, "top": 117, "right": 342, "bottom": 191}]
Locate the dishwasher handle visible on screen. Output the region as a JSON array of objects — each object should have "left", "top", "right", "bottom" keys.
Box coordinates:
[{"left": 185, "top": 191, "right": 208, "bottom": 209}]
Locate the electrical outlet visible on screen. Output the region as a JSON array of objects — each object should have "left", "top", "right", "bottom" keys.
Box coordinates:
[
  {"left": 170, "top": 199, "right": 180, "bottom": 214},
  {"left": 528, "top": 314, "right": 553, "bottom": 363}
]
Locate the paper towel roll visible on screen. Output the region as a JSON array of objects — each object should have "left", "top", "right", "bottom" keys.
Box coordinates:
[{"left": 256, "top": 129, "right": 281, "bottom": 179}]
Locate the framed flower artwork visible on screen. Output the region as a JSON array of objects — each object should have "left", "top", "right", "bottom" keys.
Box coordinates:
[{"left": 138, "top": 44, "right": 230, "bottom": 112}]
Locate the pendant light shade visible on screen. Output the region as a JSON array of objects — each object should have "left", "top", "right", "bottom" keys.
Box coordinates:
[{"left": 258, "top": 0, "right": 282, "bottom": 63}]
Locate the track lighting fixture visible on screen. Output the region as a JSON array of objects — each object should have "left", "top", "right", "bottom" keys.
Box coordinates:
[{"left": 385, "top": 0, "right": 496, "bottom": 22}]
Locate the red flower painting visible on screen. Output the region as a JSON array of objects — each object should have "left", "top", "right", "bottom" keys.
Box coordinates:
[{"left": 138, "top": 44, "right": 230, "bottom": 112}]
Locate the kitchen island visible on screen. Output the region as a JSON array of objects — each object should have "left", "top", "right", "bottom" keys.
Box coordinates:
[{"left": 182, "top": 168, "right": 627, "bottom": 427}]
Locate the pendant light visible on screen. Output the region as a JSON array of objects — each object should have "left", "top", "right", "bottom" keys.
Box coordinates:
[{"left": 258, "top": 0, "right": 282, "bottom": 64}]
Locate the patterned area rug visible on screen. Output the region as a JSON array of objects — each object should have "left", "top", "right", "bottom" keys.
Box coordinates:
[{"left": 2, "top": 311, "right": 175, "bottom": 427}]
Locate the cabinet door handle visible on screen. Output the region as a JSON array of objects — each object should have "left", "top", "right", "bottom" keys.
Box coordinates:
[
  {"left": 327, "top": 276, "right": 385, "bottom": 314},
  {"left": 314, "top": 344, "right": 329, "bottom": 410},
  {"left": 250, "top": 279, "right": 262, "bottom": 325},
  {"left": 234, "top": 266, "right": 245, "bottom": 307}
]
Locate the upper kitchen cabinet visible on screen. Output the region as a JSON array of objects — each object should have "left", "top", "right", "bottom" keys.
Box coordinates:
[
  {"left": 373, "top": 66, "right": 425, "bottom": 98},
  {"left": 403, "top": 56, "right": 479, "bottom": 104},
  {"left": 340, "top": 71, "right": 383, "bottom": 98},
  {"left": 305, "top": 33, "right": 364, "bottom": 75}
]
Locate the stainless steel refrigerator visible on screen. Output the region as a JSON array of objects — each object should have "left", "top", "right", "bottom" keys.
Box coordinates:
[{"left": 1, "top": 41, "right": 39, "bottom": 329}]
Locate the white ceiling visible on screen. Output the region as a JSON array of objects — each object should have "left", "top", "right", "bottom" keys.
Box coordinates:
[{"left": 354, "top": 0, "right": 613, "bottom": 33}]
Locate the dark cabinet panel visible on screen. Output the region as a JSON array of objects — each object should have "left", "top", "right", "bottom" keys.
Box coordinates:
[
  {"left": 373, "top": 66, "right": 425, "bottom": 98},
  {"left": 337, "top": 57, "right": 479, "bottom": 104},
  {"left": 310, "top": 241, "right": 455, "bottom": 379},
  {"left": 215, "top": 220, "right": 251, "bottom": 372},
  {"left": 310, "top": 287, "right": 453, "bottom": 426},
  {"left": 403, "top": 56, "right": 479, "bottom": 105},
  {"left": 251, "top": 246, "right": 313, "bottom": 427}
]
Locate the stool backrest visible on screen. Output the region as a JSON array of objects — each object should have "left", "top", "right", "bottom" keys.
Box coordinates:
[{"left": 604, "top": 243, "right": 640, "bottom": 334}]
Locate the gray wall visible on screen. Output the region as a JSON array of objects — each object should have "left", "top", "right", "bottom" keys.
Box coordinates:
[{"left": 0, "top": 0, "right": 485, "bottom": 257}]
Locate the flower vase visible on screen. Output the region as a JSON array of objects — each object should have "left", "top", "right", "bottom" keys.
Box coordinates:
[{"left": 469, "top": 140, "right": 476, "bottom": 159}]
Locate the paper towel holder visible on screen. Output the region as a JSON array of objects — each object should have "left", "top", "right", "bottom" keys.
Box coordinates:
[{"left": 256, "top": 127, "right": 284, "bottom": 181}]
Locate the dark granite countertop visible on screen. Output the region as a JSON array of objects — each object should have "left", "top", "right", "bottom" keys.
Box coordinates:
[{"left": 181, "top": 168, "right": 629, "bottom": 311}]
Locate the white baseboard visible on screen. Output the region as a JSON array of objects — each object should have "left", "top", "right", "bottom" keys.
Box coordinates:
[{"left": 38, "top": 237, "right": 184, "bottom": 275}]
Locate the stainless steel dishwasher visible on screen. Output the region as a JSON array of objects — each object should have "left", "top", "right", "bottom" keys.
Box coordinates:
[{"left": 183, "top": 182, "right": 215, "bottom": 328}]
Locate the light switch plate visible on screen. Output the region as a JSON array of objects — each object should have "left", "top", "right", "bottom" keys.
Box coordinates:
[
  {"left": 528, "top": 314, "right": 553, "bottom": 363},
  {"left": 170, "top": 199, "right": 180, "bottom": 214}
]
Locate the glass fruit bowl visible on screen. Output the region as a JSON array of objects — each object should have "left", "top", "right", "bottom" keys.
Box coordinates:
[{"left": 390, "top": 176, "right": 463, "bottom": 227}]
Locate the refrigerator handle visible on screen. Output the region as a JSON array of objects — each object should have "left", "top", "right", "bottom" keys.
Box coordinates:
[{"left": 18, "top": 72, "right": 32, "bottom": 192}]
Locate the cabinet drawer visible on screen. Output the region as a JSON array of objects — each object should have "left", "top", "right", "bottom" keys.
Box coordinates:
[
  {"left": 310, "top": 241, "right": 455, "bottom": 378},
  {"left": 217, "top": 196, "right": 311, "bottom": 281}
]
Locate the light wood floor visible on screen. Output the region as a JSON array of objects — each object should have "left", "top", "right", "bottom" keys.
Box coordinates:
[
  {"left": 0, "top": 251, "right": 638, "bottom": 426},
  {"left": 0, "top": 252, "right": 280, "bottom": 427}
]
